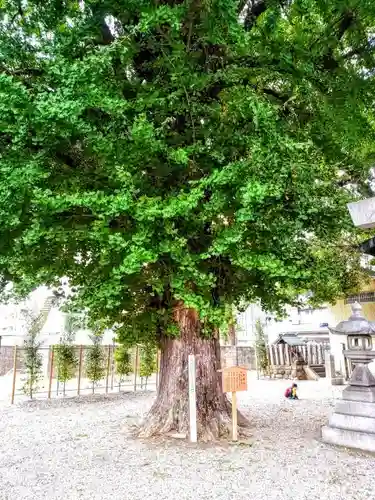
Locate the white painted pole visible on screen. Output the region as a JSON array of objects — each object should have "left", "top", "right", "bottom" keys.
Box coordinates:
[{"left": 188, "top": 354, "right": 197, "bottom": 443}]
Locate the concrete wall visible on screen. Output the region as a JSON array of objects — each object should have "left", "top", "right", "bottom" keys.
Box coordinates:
[
  {"left": 330, "top": 279, "right": 375, "bottom": 324},
  {"left": 0, "top": 347, "right": 14, "bottom": 376},
  {"left": 329, "top": 279, "right": 375, "bottom": 375},
  {"left": 220, "top": 346, "right": 256, "bottom": 370}
]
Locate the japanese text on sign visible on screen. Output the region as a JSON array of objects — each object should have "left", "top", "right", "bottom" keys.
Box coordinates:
[{"left": 221, "top": 367, "right": 247, "bottom": 393}]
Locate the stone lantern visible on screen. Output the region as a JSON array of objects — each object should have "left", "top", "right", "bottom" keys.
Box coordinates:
[
  {"left": 322, "top": 302, "right": 375, "bottom": 452},
  {"left": 329, "top": 302, "right": 375, "bottom": 396}
]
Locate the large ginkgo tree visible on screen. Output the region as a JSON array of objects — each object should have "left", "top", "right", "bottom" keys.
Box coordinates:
[{"left": 1, "top": 0, "right": 375, "bottom": 439}]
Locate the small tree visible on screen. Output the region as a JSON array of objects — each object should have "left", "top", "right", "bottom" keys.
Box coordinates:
[
  {"left": 55, "top": 314, "right": 79, "bottom": 396},
  {"left": 21, "top": 297, "right": 56, "bottom": 399},
  {"left": 139, "top": 344, "right": 157, "bottom": 389},
  {"left": 255, "top": 320, "right": 269, "bottom": 377},
  {"left": 85, "top": 335, "right": 105, "bottom": 393},
  {"left": 114, "top": 345, "right": 133, "bottom": 390},
  {"left": 22, "top": 330, "right": 43, "bottom": 399},
  {"left": 55, "top": 344, "right": 78, "bottom": 396}
]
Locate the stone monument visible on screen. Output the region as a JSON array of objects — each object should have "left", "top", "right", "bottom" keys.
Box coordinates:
[
  {"left": 322, "top": 302, "right": 375, "bottom": 452},
  {"left": 325, "top": 351, "right": 344, "bottom": 386}
]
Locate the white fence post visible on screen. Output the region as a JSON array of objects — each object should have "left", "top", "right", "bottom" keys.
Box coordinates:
[{"left": 188, "top": 354, "right": 197, "bottom": 443}]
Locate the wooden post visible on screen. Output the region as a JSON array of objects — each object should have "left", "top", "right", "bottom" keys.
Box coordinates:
[
  {"left": 274, "top": 345, "right": 280, "bottom": 365},
  {"left": 10, "top": 346, "right": 17, "bottom": 405},
  {"left": 133, "top": 345, "right": 139, "bottom": 392},
  {"left": 313, "top": 344, "right": 316, "bottom": 364},
  {"left": 188, "top": 354, "right": 197, "bottom": 443},
  {"left": 254, "top": 340, "right": 259, "bottom": 379},
  {"left": 318, "top": 345, "right": 323, "bottom": 365},
  {"left": 232, "top": 391, "right": 238, "bottom": 441},
  {"left": 110, "top": 343, "right": 115, "bottom": 390},
  {"left": 285, "top": 345, "right": 290, "bottom": 366},
  {"left": 265, "top": 345, "right": 271, "bottom": 377},
  {"left": 155, "top": 350, "right": 161, "bottom": 389},
  {"left": 105, "top": 345, "right": 111, "bottom": 393},
  {"left": 278, "top": 344, "right": 285, "bottom": 366},
  {"left": 77, "top": 345, "right": 83, "bottom": 396},
  {"left": 48, "top": 346, "right": 54, "bottom": 399},
  {"left": 269, "top": 345, "right": 275, "bottom": 366}
]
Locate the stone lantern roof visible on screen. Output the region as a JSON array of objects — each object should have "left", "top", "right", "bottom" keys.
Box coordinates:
[{"left": 328, "top": 302, "right": 375, "bottom": 336}]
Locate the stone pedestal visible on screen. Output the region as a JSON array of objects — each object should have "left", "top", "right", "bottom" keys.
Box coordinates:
[
  {"left": 322, "top": 364, "right": 375, "bottom": 452},
  {"left": 325, "top": 352, "right": 335, "bottom": 379}
]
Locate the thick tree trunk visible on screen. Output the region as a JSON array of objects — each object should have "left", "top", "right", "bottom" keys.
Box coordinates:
[{"left": 138, "top": 305, "right": 249, "bottom": 441}]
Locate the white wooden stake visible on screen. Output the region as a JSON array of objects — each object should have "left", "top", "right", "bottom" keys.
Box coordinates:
[
  {"left": 188, "top": 354, "right": 197, "bottom": 443},
  {"left": 232, "top": 391, "right": 238, "bottom": 441}
]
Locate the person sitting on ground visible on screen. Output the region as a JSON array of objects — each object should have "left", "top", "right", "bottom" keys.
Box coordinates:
[{"left": 284, "top": 383, "right": 298, "bottom": 400}]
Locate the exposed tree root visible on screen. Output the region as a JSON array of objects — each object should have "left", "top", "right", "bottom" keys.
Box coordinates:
[{"left": 138, "top": 396, "right": 250, "bottom": 442}]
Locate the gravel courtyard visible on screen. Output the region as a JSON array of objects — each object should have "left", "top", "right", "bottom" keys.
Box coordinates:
[{"left": 0, "top": 378, "right": 374, "bottom": 500}]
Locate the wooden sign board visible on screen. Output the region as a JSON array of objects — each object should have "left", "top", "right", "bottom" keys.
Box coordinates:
[{"left": 219, "top": 366, "right": 248, "bottom": 393}]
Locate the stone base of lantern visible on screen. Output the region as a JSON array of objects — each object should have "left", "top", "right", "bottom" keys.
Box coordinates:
[
  {"left": 323, "top": 302, "right": 375, "bottom": 452},
  {"left": 342, "top": 385, "right": 375, "bottom": 403},
  {"left": 322, "top": 425, "right": 375, "bottom": 453},
  {"left": 322, "top": 386, "right": 375, "bottom": 452}
]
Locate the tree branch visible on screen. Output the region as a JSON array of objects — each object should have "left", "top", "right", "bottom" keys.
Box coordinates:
[
  {"left": 243, "top": 0, "right": 268, "bottom": 31},
  {"left": 90, "top": 5, "right": 115, "bottom": 46},
  {"left": 238, "top": 0, "right": 249, "bottom": 14},
  {"left": 337, "top": 10, "right": 355, "bottom": 41},
  {"left": 0, "top": 66, "right": 43, "bottom": 77}
]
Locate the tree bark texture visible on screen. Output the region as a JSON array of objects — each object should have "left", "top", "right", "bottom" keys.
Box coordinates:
[{"left": 139, "top": 305, "right": 249, "bottom": 441}]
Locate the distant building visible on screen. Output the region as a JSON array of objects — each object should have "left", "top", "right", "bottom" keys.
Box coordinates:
[
  {"left": 236, "top": 303, "right": 331, "bottom": 347},
  {"left": 273, "top": 333, "right": 306, "bottom": 347},
  {"left": 0, "top": 287, "right": 114, "bottom": 347}
]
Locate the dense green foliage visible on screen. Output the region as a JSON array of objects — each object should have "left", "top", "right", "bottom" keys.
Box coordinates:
[{"left": 1, "top": 1, "right": 375, "bottom": 343}]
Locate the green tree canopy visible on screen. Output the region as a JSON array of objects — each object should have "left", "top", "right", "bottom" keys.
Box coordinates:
[{"left": 1, "top": 0, "right": 375, "bottom": 338}]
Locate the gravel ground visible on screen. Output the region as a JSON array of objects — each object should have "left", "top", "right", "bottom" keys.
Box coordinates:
[{"left": 0, "top": 377, "right": 374, "bottom": 500}]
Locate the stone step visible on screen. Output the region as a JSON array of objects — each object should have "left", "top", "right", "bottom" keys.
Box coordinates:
[
  {"left": 322, "top": 425, "right": 375, "bottom": 453},
  {"left": 309, "top": 364, "right": 326, "bottom": 377},
  {"left": 329, "top": 412, "right": 375, "bottom": 434},
  {"left": 334, "top": 399, "right": 375, "bottom": 418},
  {"left": 314, "top": 370, "right": 326, "bottom": 376}
]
